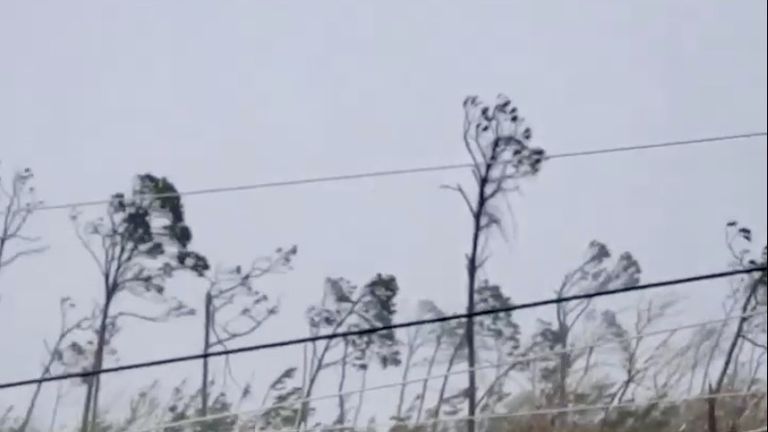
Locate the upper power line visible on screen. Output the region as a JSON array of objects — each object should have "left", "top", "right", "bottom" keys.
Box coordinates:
[
  {"left": 27, "top": 131, "right": 767, "bottom": 213},
  {"left": 0, "top": 265, "right": 763, "bottom": 391}
]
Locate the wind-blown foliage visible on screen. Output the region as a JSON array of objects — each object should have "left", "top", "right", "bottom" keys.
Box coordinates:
[{"left": 71, "top": 174, "right": 209, "bottom": 432}]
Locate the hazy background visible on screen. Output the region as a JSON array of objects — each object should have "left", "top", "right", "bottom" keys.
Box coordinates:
[{"left": 1, "top": 0, "right": 766, "bottom": 428}]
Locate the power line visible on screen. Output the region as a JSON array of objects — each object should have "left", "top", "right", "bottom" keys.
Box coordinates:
[
  {"left": 267, "top": 390, "right": 767, "bottom": 432},
  {"left": 0, "top": 265, "right": 763, "bottom": 391},
  {"left": 130, "top": 309, "right": 768, "bottom": 431},
  {"left": 27, "top": 131, "right": 767, "bottom": 213}
]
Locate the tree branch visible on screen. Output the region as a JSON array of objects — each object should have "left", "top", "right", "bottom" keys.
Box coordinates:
[
  {"left": 740, "top": 333, "right": 767, "bottom": 350},
  {"left": 440, "top": 184, "right": 475, "bottom": 215},
  {"left": 0, "top": 246, "right": 48, "bottom": 267}
]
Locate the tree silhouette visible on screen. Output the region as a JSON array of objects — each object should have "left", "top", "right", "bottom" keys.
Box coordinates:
[
  {"left": 446, "top": 94, "right": 545, "bottom": 432},
  {"left": 298, "top": 274, "right": 401, "bottom": 429},
  {"left": 530, "top": 241, "right": 640, "bottom": 427},
  {"left": 71, "top": 174, "right": 209, "bottom": 432}
]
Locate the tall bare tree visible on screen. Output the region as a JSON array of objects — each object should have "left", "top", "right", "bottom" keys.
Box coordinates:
[
  {"left": 71, "top": 173, "right": 209, "bottom": 431},
  {"left": 446, "top": 94, "right": 545, "bottom": 432}
]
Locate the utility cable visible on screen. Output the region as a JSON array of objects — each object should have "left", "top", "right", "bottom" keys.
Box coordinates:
[
  {"left": 25, "top": 131, "right": 766, "bottom": 213},
  {"left": 128, "top": 309, "right": 767, "bottom": 432},
  {"left": 0, "top": 266, "right": 763, "bottom": 391}
]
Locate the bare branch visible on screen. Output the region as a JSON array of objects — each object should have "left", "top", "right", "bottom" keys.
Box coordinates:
[
  {"left": 113, "top": 311, "right": 171, "bottom": 323},
  {"left": 440, "top": 184, "right": 475, "bottom": 215},
  {"left": 741, "top": 333, "right": 768, "bottom": 350},
  {"left": 71, "top": 216, "right": 106, "bottom": 275},
  {"left": 0, "top": 246, "right": 48, "bottom": 267}
]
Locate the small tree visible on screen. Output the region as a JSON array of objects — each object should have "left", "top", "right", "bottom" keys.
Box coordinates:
[
  {"left": 18, "top": 297, "right": 95, "bottom": 432},
  {"left": 200, "top": 246, "right": 297, "bottom": 416},
  {"left": 531, "top": 241, "right": 640, "bottom": 427},
  {"left": 706, "top": 221, "right": 767, "bottom": 432},
  {"left": 446, "top": 94, "right": 545, "bottom": 432},
  {"left": 71, "top": 174, "right": 209, "bottom": 432},
  {"left": 298, "top": 274, "right": 400, "bottom": 429}
]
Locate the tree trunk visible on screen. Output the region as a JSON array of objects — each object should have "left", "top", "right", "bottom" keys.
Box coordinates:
[
  {"left": 353, "top": 366, "right": 369, "bottom": 428},
  {"left": 708, "top": 275, "right": 762, "bottom": 432},
  {"left": 701, "top": 299, "right": 740, "bottom": 393},
  {"left": 464, "top": 166, "right": 490, "bottom": 432},
  {"left": 395, "top": 348, "right": 415, "bottom": 419},
  {"left": 551, "top": 303, "right": 570, "bottom": 428},
  {"left": 431, "top": 338, "right": 463, "bottom": 432},
  {"left": 297, "top": 338, "right": 335, "bottom": 430},
  {"left": 48, "top": 384, "right": 63, "bottom": 432},
  {"left": 415, "top": 334, "right": 443, "bottom": 424},
  {"left": 334, "top": 340, "right": 350, "bottom": 425},
  {"left": 201, "top": 291, "right": 212, "bottom": 417},
  {"left": 19, "top": 363, "right": 52, "bottom": 432},
  {"left": 81, "top": 295, "right": 113, "bottom": 432}
]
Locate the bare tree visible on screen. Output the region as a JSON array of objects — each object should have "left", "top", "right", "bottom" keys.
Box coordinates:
[
  {"left": 200, "top": 245, "right": 297, "bottom": 416},
  {"left": 71, "top": 173, "right": 209, "bottom": 432},
  {"left": 18, "top": 297, "right": 95, "bottom": 432},
  {"left": 706, "top": 221, "right": 767, "bottom": 432},
  {"left": 298, "top": 274, "right": 400, "bottom": 429},
  {"left": 447, "top": 94, "right": 545, "bottom": 432},
  {"left": 531, "top": 241, "right": 640, "bottom": 427},
  {"left": 0, "top": 166, "right": 46, "bottom": 285}
]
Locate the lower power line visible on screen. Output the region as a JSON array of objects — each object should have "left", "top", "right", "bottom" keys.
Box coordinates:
[{"left": 0, "top": 266, "right": 764, "bottom": 391}]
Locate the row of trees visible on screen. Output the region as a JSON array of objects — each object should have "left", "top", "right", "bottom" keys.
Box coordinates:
[{"left": 1, "top": 96, "right": 766, "bottom": 432}]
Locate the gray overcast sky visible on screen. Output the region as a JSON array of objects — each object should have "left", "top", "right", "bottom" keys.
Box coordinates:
[{"left": 1, "top": 0, "right": 766, "bottom": 428}]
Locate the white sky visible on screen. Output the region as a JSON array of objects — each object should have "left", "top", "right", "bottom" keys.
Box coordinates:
[{"left": 1, "top": 0, "right": 766, "bottom": 429}]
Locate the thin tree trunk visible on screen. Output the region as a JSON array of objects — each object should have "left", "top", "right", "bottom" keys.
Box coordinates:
[
  {"left": 297, "top": 338, "right": 336, "bottom": 429},
  {"left": 701, "top": 300, "right": 740, "bottom": 393},
  {"left": 431, "top": 338, "right": 463, "bottom": 432},
  {"left": 21, "top": 317, "right": 84, "bottom": 432},
  {"left": 296, "top": 299, "right": 364, "bottom": 430},
  {"left": 708, "top": 276, "right": 762, "bottom": 432},
  {"left": 415, "top": 334, "right": 443, "bottom": 424},
  {"left": 687, "top": 341, "right": 704, "bottom": 395},
  {"left": 464, "top": 165, "right": 491, "bottom": 432},
  {"left": 19, "top": 362, "right": 54, "bottom": 431},
  {"left": 334, "top": 340, "right": 350, "bottom": 425},
  {"left": 353, "top": 366, "right": 369, "bottom": 428},
  {"left": 201, "top": 291, "right": 212, "bottom": 417},
  {"left": 552, "top": 302, "right": 570, "bottom": 428},
  {"left": 395, "top": 348, "right": 415, "bottom": 419},
  {"left": 48, "top": 384, "right": 63, "bottom": 432},
  {"left": 81, "top": 295, "right": 113, "bottom": 432}
]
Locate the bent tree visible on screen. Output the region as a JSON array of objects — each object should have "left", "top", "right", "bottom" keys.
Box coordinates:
[
  {"left": 72, "top": 174, "right": 209, "bottom": 432},
  {"left": 447, "top": 95, "right": 545, "bottom": 431}
]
